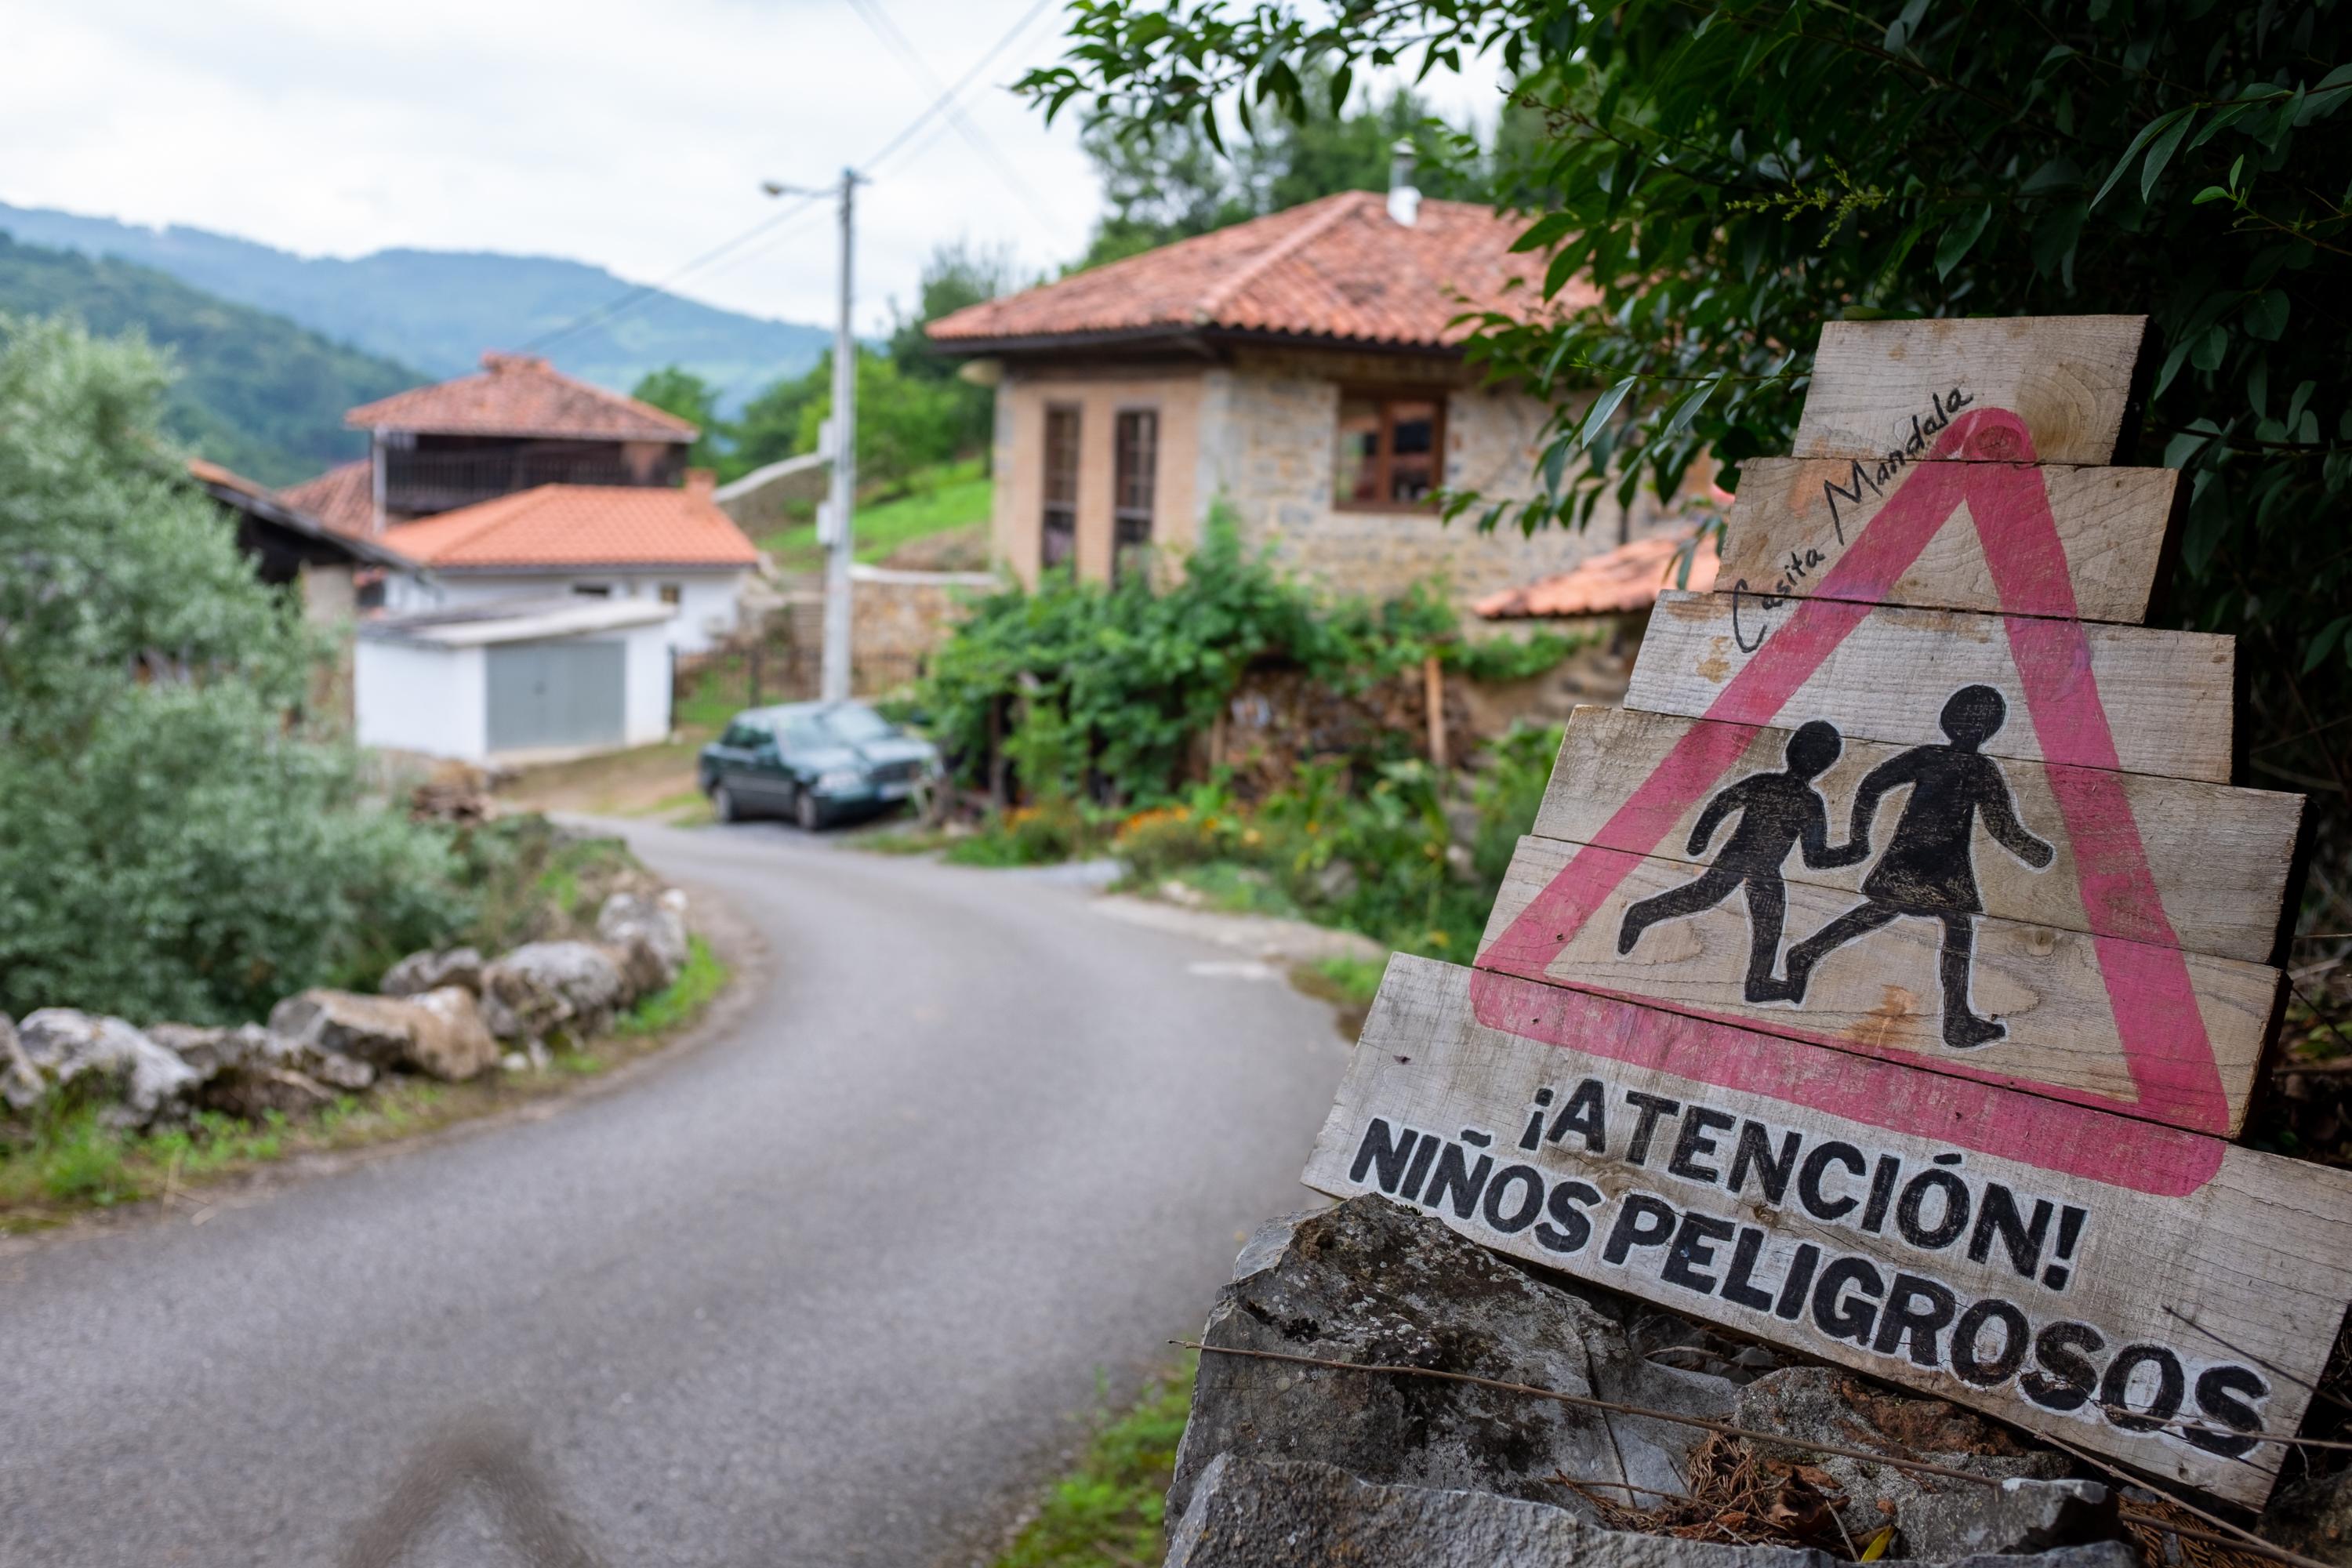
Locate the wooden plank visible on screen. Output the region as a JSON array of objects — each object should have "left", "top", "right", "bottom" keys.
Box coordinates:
[
  {"left": 1794, "top": 316, "right": 2150, "bottom": 467},
  {"left": 1534, "top": 707, "right": 2303, "bottom": 964},
  {"left": 1303, "top": 955, "right": 2352, "bottom": 1509},
  {"left": 1624, "top": 590, "right": 2234, "bottom": 784},
  {"left": 1719, "top": 458, "right": 2179, "bottom": 624},
  {"left": 1479, "top": 835, "right": 2278, "bottom": 1135}
]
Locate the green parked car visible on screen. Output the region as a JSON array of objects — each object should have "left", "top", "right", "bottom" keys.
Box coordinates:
[{"left": 698, "top": 701, "right": 942, "bottom": 830}]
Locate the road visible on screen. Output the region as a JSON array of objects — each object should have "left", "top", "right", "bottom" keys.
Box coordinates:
[{"left": 0, "top": 819, "right": 1352, "bottom": 1567}]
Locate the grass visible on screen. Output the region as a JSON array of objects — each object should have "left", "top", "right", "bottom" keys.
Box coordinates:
[
  {"left": 993, "top": 1356, "right": 1196, "bottom": 1568},
  {"left": 615, "top": 936, "right": 724, "bottom": 1036},
  {"left": 757, "top": 459, "right": 993, "bottom": 571},
  {"left": 1154, "top": 862, "right": 1305, "bottom": 921},
  {"left": 1303, "top": 952, "right": 1388, "bottom": 1010},
  {"left": 0, "top": 942, "right": 732, "bottom": 1232}
]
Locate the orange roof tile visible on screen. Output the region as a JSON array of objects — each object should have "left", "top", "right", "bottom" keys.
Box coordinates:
[
  {"left": 277, "top": 458, "right": 377, "bottom": 539},
  {"left": 346, "top": 351, "right": 698, "bottom": 441},
  {"left": 380, "top": 479, "right": 758, "bottom": 572},
  {"left": 1474, "top": 531, "right": 1720, "bottom": 619},
  {"left": 927, "top": 191, "right": 1591, "bottom": 351}
]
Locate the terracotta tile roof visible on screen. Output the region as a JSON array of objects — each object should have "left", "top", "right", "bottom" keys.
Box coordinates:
[
  {"left": 927, "top": 191, "right": 1592, "bottom": 351},
  {"left": 277, "top": 458, "right": 377, "bottom": 539},
  {"left": 380, "top": 477, "right": 758, "bottom": 571},
  {"left": 344, "top": 351, "right": 698, "bottom": 442},
  {"left": 1474, "top": 530, "right": 1720, "bottom": 619}
]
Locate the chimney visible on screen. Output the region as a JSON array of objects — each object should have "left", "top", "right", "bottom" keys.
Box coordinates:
[
  {"left": 1387, "top": 140, "right": 1421, "bottom": 227},
  {"left": 685, "top": 468, "right": 717, "bottom": 500},
  {"left": 480, "top": 350, "right": 548, "bottom": 374}
]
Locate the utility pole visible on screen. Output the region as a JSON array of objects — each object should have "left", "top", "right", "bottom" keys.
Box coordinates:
[
  {"left": 761, "top": 169, "right": 862, "bottom": 702},
  {"left": 818, "top": 168, "right": 859, "bottom": 703}
]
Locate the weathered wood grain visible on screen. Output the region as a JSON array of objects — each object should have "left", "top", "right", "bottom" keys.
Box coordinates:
[
  {"left": 1478, "top": 835, "right": 2277, "bottom": 1134},
  {"left": 1625, "top": 590, "right": 2234, "bottom": 784},
  {"left": 1794, "top": 316, "right": 2150, "bottom": 467},
  {"left": 1719, "top": 458, "right": 2179, "bottom": 624},
  {"left": 1533, "top": 707, "right": 2302, "bottom": 964},
  {"left": 1303, "top": 955, "right": 2352, "bottom": 1508}
]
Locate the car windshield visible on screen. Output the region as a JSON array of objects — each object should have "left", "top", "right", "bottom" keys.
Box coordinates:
[
  {"left": 821, "top": 706, "right": 896, "bottom": 743},
  {"left": 776, "top": 719, "right": 830, "bottom": 750}
]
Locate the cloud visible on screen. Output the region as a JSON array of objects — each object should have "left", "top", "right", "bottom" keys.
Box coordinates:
[{"left": 0, "top": 0, "right": 1102, "bottom": 330}]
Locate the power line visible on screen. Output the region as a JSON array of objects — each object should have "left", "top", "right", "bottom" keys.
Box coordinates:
[
  {"left": 518, "top": 193, "right": 822, "bottom": 353},
  {"left": 515, "top": 0, "right": 1060, "bottom": 356},
  {"left": 844, "top": 0, "right": 1059, "bottom": 227},
  {"left": 861, "top": 0, "right": 1059, "bottom": 178}
]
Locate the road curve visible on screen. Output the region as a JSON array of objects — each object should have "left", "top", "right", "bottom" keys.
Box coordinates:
[{"left": 0, "top": 819, "right": 1351, "bottom": 1567}]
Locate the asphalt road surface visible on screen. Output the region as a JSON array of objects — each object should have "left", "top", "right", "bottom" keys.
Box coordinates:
[{"left": 0, "top": 819, "right": 1352, "bottom": 1567}]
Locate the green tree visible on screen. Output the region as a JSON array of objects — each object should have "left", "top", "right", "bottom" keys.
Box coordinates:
[
  {"left": 630, "top": 365, "right": 728, "bottom": 470},
  {"left": 0, "top": 315, "right": 461, "bottom": 1024},
  {"left": 1071, "top": 72, "right": 1509, "bottom": 270},
  {"left": 887, "top": 240, "right": 1014, "bottom": 376},
  {"left": 888, "top": 241, "right": 1010, "bottom": 463},
  {"left": 732, "top": 243, "right": 1011, "bottom": 482},
  {"left": 1023, "top": 2, "right": 2352, "bottom": 813},
  {"left": 729, "top": 361, "right": 828, "bottom": 478}
]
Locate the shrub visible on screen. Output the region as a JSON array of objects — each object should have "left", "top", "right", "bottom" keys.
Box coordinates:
[
  {"left": 0, "top": 315, "right": 466, "bottom": 1023},
  {"left": 1110, "top": 722, "right": 1566, "bottom": 958},
  {"left": 922, "top": 509, "right": 1454, "bottom": 804}
]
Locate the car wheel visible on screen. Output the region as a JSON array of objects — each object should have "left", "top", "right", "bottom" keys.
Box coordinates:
[
  {"left": 713, "top": 783, "right": 740, "bottom": 823},
  {"left": 797, "top": 789, "right": 824, "bottom": 833}
]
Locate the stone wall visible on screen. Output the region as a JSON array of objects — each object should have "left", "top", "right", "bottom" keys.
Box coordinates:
[
  {"left": 847, "top": 566, "right": 993, "bottom": 691},
  {"left": 1203, "top": 346, "right": 1670, "bottom": 611}
]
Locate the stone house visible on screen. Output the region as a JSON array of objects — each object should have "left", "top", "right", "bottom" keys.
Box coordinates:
[{"left": 927, "top": 180, "right": 1664, "bottom": 612}]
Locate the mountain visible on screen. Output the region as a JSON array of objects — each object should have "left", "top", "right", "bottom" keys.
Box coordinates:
[
  {"left": 0, "top": 232, "right": 423, "bottom": 485},
  {"left": 0, "top": 201, "right": 830, "bottom": 414}
]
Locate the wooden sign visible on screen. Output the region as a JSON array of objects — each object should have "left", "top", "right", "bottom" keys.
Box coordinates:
[
  {"left": 1626, "top": 591, "right": 2236, "bottom": 785},
  {"left": 1304, "top": 314, "right": 2343, "bottom": 1507},
  {"left": 1303, "top": 956, "right": 2352, "bottom": 1508},
  {"left": 1718, "top": 458, "right": 2180, "bottom": 624},
  {"left": 1792, "top": 315, "right": 2151, "bottom": 466},
  {"left": 1536, "top": 707, "right": 2303, "bottom": 965}
]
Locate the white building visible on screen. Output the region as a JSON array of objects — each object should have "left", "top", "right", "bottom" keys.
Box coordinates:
[
  {"left": 374, "top": 474, "right": 760, "bottom": 655},
  {"left": 355, "top": 597, "right": 676, "bottom": 764}
]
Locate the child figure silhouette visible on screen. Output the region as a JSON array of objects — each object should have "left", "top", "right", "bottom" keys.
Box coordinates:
[
  {"left": 1616, "top": 720, "right": 1864, "bottom": 1003},
  {"left": 1777, "top": 684, "right": 2055, "bottom": 1049}
]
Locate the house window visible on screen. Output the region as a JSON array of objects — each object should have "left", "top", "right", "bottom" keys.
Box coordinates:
[
  {"left": 1041, "top": 405, "right": 1080, "bottom": 571},
  {"left": 659, "top": 583, "right": 683, "bottom": 606},
  {"left": 1112, "top": 409, "right": 1158, "bottom": 583},
  {"left": 572, "top": 583, "right": 612, "bottom": 598},
  {"left": 1334, "top": 391, "right": 1446, "bottom": 509}
]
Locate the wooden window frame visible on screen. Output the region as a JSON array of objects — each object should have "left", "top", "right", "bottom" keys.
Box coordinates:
[
  {"left": 1111, "top": 407, "right": 1160, "bottom": 584},
  {"left": 1331, "top": 387, "right": 1450, "bottom": 514},
  {"left": 1040, "top": 402, "right": 1081, "bottom": 572}
]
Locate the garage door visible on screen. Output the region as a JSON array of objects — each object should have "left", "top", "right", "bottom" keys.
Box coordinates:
[{"left": 486, "top": 640, "right": 626, "bottom": 753}]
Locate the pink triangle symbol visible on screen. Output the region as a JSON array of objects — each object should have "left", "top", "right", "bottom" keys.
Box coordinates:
[{"left": 1471, "top": 408, "right": 2236, "bottom": 1195}]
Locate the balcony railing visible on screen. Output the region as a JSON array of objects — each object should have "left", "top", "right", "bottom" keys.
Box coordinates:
[{"left": 383, "top": 450, "right": 654, "bottom": 516}]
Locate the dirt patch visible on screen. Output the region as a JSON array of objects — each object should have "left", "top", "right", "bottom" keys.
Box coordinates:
[{"left": 496, "top": 739, "right": 708, "bottom": 822}]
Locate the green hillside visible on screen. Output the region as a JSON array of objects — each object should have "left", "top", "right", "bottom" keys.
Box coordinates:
[
  {"left": 0, "top": 230, "right": 424, "bottom": 485},
  {"left": 0, "top": 201, "right": 829, "bottom": 412}
]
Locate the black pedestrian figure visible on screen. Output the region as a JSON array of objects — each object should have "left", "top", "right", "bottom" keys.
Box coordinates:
[
  {"left": 1617, "top": 720, "right": 1863, "bottom": 1003},
  {"left": 1778, "top": 684, "right": 2054, "bottom": 1049}
]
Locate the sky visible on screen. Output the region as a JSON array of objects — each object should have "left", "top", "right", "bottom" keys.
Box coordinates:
[{"left": 1, "top": 0, "right": 1506, "bottom": 334}]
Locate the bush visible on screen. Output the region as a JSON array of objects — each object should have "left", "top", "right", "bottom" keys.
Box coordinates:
[
  {"left": 923, "top": 509, "right": 1458, "bottom": 803},
  {"left": 0, "top": 315, "right": 466, "bottom": 1024},
  {"left": 1109, "top": 721, "right": 1565, "bottom": 958}
]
